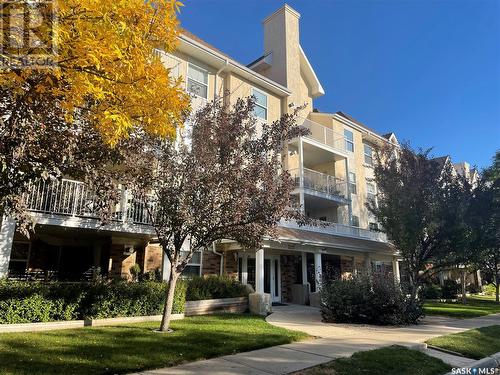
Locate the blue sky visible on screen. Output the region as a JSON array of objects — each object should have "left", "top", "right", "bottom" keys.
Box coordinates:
[{"left": 179, "top": 0, "right": 500, "bottom": 169}]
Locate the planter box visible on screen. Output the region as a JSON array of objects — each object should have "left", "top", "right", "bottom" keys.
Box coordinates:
[
  {"left": 0, "top": 314, "right": 184, "bottom": 333},
  {"left": 85, "top": 313, "right": 184, "bottom": 327},
  {"left": 185, "top": 297, "right": 248, "bottom": 316}
]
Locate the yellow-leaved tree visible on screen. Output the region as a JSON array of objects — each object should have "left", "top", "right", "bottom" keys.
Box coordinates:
[
  {"left": 1, "top": 0, "right": 189, "bottom": 145},
  {"left": 0, "top": 0, "right": 189, "bottom": 228}
]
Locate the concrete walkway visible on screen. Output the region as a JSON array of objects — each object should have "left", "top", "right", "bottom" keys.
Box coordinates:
[{"left": 134, "top": 305, "right": 500, "bottom": 375}]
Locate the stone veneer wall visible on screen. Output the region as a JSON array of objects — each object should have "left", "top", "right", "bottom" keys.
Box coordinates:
[
  {"left": 109, "top": 244, "right": 136, "bottom": 280},
  {"left": 201, "top": 250, "right": 222, "bottom": 276},
  {"left": 223, "top": 250, "right": 238, "bottom": 279},
  {"left": 142, "top": 244, "right": 163, "bottom": 273},
  {"left": 280, "top": 254, "right": 300, "bottom": 303},
  {"left": 340, "top": 256, "right": 354, "bottom": 279}
]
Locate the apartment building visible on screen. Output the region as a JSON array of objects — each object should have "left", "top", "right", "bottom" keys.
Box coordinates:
[{"left": 0, "top": 4, "right": 401, "bottom": 309}]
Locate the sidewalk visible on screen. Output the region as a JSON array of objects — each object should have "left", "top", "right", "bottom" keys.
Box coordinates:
[{"left": 133, "top": 305, "right": 500, "bottom": 375}]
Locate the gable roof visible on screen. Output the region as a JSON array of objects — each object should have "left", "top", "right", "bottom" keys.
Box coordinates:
[{"left": 335, "top": 111, "right": 380, "bottom": 134}]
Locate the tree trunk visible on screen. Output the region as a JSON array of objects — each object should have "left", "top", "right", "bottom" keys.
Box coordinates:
[
  {"left": 460, "top": 269, "right": 467, "bottom": 304},
  {"left": 159, "top": 267, "right": 179, "bottom": 332},
  {"left": 409, "top": 271, "right": 420, "bottom": 304},
  {"left": 495, "top": 273, "right": 499, "bottom": 304}
]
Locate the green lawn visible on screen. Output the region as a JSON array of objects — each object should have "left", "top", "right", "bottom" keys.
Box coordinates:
[
  {"left": 424, "top": 296, "right": 500, "bottom": 318},
  {"left": 0, "top": 314, "right": 308, "bottom": 375},
  {"left": 426, "top": 325, "right": 500, "bottom": 360},
  {"left": 294, "top": 346, "right": 451, "bottom": 375}
]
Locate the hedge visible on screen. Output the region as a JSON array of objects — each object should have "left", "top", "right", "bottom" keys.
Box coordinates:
[
  {"left": 0, "top": 275, "right": 249, "bottom": 324},
  {"left": 186, "top": 275, "right": 248, "bottom": 301},
  {"left": 0, "top": 280, "right": 186, "bottom": 324}
]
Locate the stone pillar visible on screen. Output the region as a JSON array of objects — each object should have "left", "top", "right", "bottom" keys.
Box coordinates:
[
  {"left": 241, "top": 254, "right": 248, "bottom": 285},
  {"left": 314, "top": 252, "right": 322, "bottom": 291},
  {"left": 392, "top": 257, "right": 400, "bottom": 283},
  {"left": 162, "top": 251, "right": 171, "bottom": 281},
  {"left": 301, "top": 252, "right": 308, "bottom": 286},
  {"left": 255, "top": 248, "right": 264, "bottom": 294},
  {"left": 0, "top": 216, "right": 16, "bottom": 278}
]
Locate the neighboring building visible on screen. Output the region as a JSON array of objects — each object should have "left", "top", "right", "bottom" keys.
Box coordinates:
[
  {"left": 1, "top": 5, "right": 414, "bottom": 306},
  {"left": 432, "top": 156, "right": 482, "bottom": 288}
]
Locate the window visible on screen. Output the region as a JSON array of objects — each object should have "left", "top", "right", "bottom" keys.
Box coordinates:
[
  {"left": 252, "top": 88, "right": 268, "bottom": 120},
  {"left": 369, "top": 222, "right": 379, "bottom": 231},
  {"left": 181, "top": 250, "right": 202, "bottom": 276},
  {"left": 344, "top": 129, "right": 354, "bottom": 152},
  {"left": 8, "top": 242, "right": 30, "bottom": 277},
  {"left": 187, "top": 63, "right": 208, "bottom": 99},
  {"left": 364, "top": 144, "right": 374, "bottom": 166},
  {"left": 348, "top": 172, "right": 357, "bottom": 194},
  {"left": 352, "top": 215, "right": 359, "bottom": 227},
  {"left": 366, "top": 181, "right": 376, "bottom": 202}
]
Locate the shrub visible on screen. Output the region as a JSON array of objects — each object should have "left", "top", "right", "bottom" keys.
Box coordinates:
[
  {"left": 422, "top": 283, "right": 442, "bottom": 299},
  {"left": 483, "top": 284, "right": 497, "bottom": 296},
  {"left": 321, "top": 273, "right": 423, "bottom": 326},
  {"left": 441, "top": 279, "right": 460, "bottom": 299},
  {"left": 466, "top": 283, "right": 482, "bottom": 294},
  {"left": 186, "top": 275, "right": 248, "bottom": 301}
]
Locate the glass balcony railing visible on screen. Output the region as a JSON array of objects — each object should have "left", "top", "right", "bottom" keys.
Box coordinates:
[
  {"left": 289, "top": 168, "right": 348, "bottom": 200},
  {"left": 280, "top": 219, "right": 388, "bottom": 243},
  {"left": 299, "top": 118, "right": 347, "bottom": 154}
]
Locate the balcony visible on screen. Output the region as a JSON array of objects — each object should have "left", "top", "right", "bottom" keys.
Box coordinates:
[
  {"left": 24, "top": 179, "right": 156, "bottom": 232},
  {"left": 289, "top": 168, "right": 348, "bottom": 203},
  {"left": 280, "top": 219, "right": 388, "bottom": 243},
  {"left": 299, "top": 118, "right": 347, "bottom": 156}
]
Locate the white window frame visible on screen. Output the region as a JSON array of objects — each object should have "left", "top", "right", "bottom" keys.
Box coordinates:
[
  {"left": 252, "top": 88, "right": 268, "bottom": 121},
  {"left": 348, "top": 172, "right": 357, "bottom": 195},
  {"left": 187, "top": 62, "right": 209, "bottom": 99},
  {"left": 180, "top": 250, "right": 202, "bottom": 277},
  {"left": 364, "top": 144, "right": 374, "bottom": 166},
  {"left": 344, "top": 129, "right": 354, "bottom": 152}
]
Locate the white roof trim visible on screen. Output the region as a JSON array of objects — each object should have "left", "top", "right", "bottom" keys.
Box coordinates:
[
  {"left": 299, "top": 45, "right": 325, "bottom": 98},
  {"left": 178, "top": 34, "right": 291, "bottom": 97}
]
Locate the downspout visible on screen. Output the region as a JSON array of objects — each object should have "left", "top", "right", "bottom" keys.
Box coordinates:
[
  {"left": 214, "top": 59, "right": 229, "bottom": 103},
  {"left": 212, "top": 242, "right": 224, "bottom": 276},
  {"left": 210, "top": 60, "right": 229, "bottom": 277}
]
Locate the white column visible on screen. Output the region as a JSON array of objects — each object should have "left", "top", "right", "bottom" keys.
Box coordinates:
[
  {"left": 255, "top": 248, "right": 265, "bottom": 294},
  {"left": 314, "top": 252, "right": 322, "bottom": 291},
  {"left": 301, "top": 252, "right": 308, "bottom": 286},
  {"left": 161, "top": 250, "right": 171, "bottom": 281},
  {"left": 241, "top": 254, "right": 248, "bottom": 285},
  {"left": 298, "top": 137, "right": 305, "bottom": 213},
  {"left": 0, "top": 216, "right": 15, "bottom": 278},
  {"left": 392, "top": 257, "right": 400, "bottom": 283}
]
